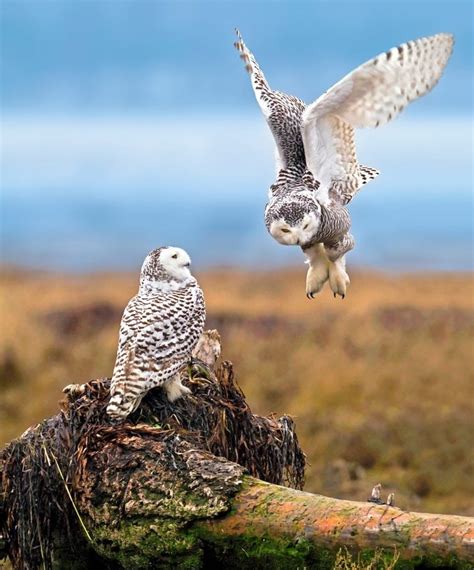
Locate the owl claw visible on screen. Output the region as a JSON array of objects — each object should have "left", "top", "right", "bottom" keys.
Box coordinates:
[
  {"left": 164, "top": 377, "right": 192, "bottom": 402},
  {"left": 329, "top": 259, "right": 350, "bottom": 299},
  {"left": 305, "top": 259, "right": 330, "bottom": 299}
]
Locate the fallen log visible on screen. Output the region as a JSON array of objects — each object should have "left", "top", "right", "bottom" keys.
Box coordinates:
[
  {"left": 1, "top": 331, "right": 473, "bottom": 569},
  {"left": 195, "top": 479, "right": 474, "bottom": 568}
]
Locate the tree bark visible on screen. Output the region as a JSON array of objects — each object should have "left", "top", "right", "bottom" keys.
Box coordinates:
[
  {"left": 1, "top": 331, "right": 473, "bottom": 569},
  {"left": 193, "top": 477, "right": 474, "bottom": 568}
]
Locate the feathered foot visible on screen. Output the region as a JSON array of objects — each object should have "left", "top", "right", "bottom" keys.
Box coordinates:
[
  {"left": 164, "top": 376, "right": 192, "bottom": 402},
  {"left": 304, "top": 243, "right": 330, "bottom": 299},
  {"left": 328, "top": 257, "right": 350, "bottom": 299}
]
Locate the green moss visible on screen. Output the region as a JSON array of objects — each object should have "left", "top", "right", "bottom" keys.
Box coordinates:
[
  {"left": 342, "top": 547, "right": 471, "bottom": 570},
  {"left": 92, "top": 517, "right": 204, "bottom": 569},
  {"left": 393, "top": 554, "right": 473, "bottom": 570},
  {"left": 83, "top": 517, "right": 474, "bottom": 570},
  {"left": 191, "top": 527, "right": 337, "bottom": 570}
]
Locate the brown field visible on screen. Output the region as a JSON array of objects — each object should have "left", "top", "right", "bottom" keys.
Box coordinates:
[{"left": 1, "top": 267, "right": 473, "bottom": 516}]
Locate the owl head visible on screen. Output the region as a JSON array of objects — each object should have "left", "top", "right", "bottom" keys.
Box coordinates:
[
  {"left": 140, "top": 246, "right": 192, "bottom": 290},
  {"left": 265, "top": 194, "right": 321, "bottom": 247}
]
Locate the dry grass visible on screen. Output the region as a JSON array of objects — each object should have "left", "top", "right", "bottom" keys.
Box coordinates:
[
  {"left": 1, "top": 267, "right": 473, "bottom": 515},
  {"left": 333, "top": 547, "right": 399, "bottom": 570}
]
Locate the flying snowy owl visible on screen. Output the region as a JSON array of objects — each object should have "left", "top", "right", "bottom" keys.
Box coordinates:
[
  {"left": 106, "top": 247, "right": 206, "bottom": 420},
  {"left": 234, "top": 30, "right": 454, "bottom": 298}
]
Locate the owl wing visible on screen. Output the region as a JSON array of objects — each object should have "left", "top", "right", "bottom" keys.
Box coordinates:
[
  {"left": 301, "top": 33, "right": 454, "bottom": 205},
  {"left": 234, "top": 29, "right": 306, "bottom": 172}
]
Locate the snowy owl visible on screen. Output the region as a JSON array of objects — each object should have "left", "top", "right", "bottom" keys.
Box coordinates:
[
  {"left": 106, "top": 246, "right": 206, "bottom": 420},
  {"left": 234, "top": 30, "right": 454, "bottom": 298}
]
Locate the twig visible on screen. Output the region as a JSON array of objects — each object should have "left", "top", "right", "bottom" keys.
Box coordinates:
[{"left": 42, "top": 444, "right": 93, "bottom": 544}]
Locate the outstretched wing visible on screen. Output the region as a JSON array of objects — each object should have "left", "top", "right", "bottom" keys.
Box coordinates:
[
  {"left": 302, "top": 33, "right": 454, "bottom": 205},
  {"left": 234, "top": 29, "right": 306, "bottom": 172}
]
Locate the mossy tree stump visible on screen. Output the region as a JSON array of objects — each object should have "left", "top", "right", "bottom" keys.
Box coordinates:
[{"left": 1, "top": 331, "right": 473, "bottom": 569}]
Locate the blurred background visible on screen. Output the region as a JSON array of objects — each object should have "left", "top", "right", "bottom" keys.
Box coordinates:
[{"left": 1, "top": 1, "right": 473, "bottom": 515}]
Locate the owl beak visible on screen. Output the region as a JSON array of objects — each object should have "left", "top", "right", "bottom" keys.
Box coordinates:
[{"left": 183, "top": 262, "right": 191, "bottom": 267}]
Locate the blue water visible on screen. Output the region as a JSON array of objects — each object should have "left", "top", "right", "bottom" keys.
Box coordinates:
[
  {"left": 1, "top": 1, "right": 472, "bottom": 273},
  {"left": 1, "top": 190, "right": 472, "bottom": 272}
]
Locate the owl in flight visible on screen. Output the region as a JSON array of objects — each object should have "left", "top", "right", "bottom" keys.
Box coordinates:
[
  {"left": 235, "top": 30, "right": 454, "bottom": 298},
  {"left": 106, "top": 247, "right": 206, "bottom": 420}
]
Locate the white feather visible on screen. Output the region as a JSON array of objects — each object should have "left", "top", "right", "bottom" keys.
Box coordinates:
[{"left": 302, "top": 33, "right": 454, "bottom": 204}]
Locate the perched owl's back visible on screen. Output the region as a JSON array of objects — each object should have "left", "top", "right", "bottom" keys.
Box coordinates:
[{"left": 107, "top": 278, "right": 206, "bottom": 420}]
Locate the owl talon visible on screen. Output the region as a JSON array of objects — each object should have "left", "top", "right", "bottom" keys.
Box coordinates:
[
  {"left": 164, "top": 377, "right": 192, "bottom": 402},
  {"left": 328, "top": 258, "right": 350, "bottom": 299},
  {"left": 305, "top": 246, "right": 330, "bottom": 299}
]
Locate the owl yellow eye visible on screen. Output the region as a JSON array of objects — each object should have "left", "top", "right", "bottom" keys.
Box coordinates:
[
  {"left": 281, "top": 228, "right": 290, "bottom": 233},
  {"left": 303, "top": 223, "right": 309, "bottom": 230},
  {"left": 171, "top": 254, "right": 178, "bottom": 259}
]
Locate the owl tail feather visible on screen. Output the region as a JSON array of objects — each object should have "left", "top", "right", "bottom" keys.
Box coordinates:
[
  {"left": 340, "top": 164, "right": 380, "bottom": 205},
  {"left": 359, "top": 165, "right": 380, "bottom": 187},
  {"left": 106, "top": 389, "right": 144, "bottom": 421}
]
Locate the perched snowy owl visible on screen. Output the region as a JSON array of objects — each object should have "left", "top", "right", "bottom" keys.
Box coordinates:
[
  {"left": 106, "top": 247, "right": 206, "bottom": 420},
  {"left": 234, "top": 30, "right": 454, "bottom": 298}
]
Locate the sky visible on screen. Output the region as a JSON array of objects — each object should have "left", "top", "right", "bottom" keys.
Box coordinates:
[{"left": 0, "top": 0, "right": 472, "bottom": 271}]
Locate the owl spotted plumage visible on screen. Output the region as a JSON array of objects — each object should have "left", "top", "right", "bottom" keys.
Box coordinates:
[
  {"left": 235, "top": 30, "right": 454, "bottom": 298},
  {"left": 106, "top": 247, "right": 206, "bottom": 420}
]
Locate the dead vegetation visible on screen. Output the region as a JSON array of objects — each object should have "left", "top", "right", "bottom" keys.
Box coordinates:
[
  {"left": 1, "top": 268, "right": 473, "bottom": 515},
  {"left": 1, "top": 353, "right": 304, "bottom": 569},
  {"left": 2, "top": 338, "right": 472, "bottom": 569}
]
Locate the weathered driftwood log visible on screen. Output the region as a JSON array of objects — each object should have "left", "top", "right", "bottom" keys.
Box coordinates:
[
  {"left": 1, "top": 331, "right": 473, "bottom": 569},
  {"left": 195, "top": 479, "right": 474, "bottom": 568}
]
